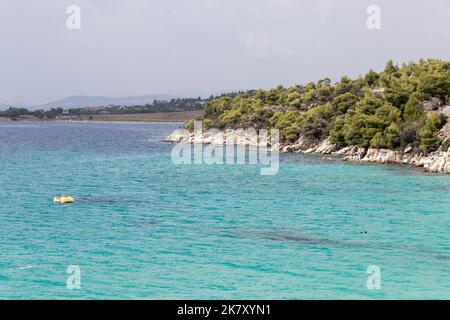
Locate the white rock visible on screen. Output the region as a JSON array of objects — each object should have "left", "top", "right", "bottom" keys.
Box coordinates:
[
  {"left": 315, "top": 138, "right": 338, "bottom": 154},
  {"left": 165, "top": 129, "right": 192, "bottom": 143}
]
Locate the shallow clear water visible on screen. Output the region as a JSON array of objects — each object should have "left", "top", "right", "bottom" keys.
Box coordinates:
[{"left": 0, "top": 121, "right": 449, "bottom": 299}]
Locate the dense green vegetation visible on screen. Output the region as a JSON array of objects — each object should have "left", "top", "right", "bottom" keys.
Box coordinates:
[
  {"left": 66, "top": 98, "right": 204, "bottom": 115},
  {"left": 195, "top": 59, "right": 450, "bottom": 154},
  {"left": 0, "top": 107, "right": 65, "bottom": 119}
]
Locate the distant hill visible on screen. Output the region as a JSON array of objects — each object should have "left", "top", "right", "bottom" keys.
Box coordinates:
[{"left": 42, "top": 94, "right": 177, "bottom": 108}]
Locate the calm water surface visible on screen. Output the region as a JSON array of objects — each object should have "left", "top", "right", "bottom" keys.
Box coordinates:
[{"left": 0, "top": 121, "right": 449, "bottom": 299}]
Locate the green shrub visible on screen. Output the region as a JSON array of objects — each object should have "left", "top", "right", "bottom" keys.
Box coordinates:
[{"left": 420, "top": 115, "right": 443, "bottom": 153}]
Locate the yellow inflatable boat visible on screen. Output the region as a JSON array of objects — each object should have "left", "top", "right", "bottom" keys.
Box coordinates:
[{"left": 53, "top": 196, "right": 75, "bottom": 204}]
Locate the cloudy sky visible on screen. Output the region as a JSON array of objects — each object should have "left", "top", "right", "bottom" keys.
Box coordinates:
[{"left": 0, "top": 0, "right": 449, "bottom": 105}]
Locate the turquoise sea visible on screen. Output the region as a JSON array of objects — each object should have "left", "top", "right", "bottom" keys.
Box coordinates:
[{"left": 0, "top": 121, "right": 449, "bottom": 299}]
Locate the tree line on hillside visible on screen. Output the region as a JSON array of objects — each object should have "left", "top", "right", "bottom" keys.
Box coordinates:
[
  {"left": 192, "top": 59, "right": 450, "bottom": 154},
  {"left": 0, "top": 98, "right": 205, "bottom": 119}
]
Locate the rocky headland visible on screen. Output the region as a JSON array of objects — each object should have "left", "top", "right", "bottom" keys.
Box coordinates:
[{"left": 166, "top": 129, "right": 450, "bottom": 174}]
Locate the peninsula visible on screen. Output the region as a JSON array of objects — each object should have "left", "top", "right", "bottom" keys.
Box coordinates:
[{"left": 167, "top": 59, "right": 450, "bottom": 174}]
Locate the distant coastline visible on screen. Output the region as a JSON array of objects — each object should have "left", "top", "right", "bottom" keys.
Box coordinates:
[{"left": 0, "top": 110, "right": 204, "bottom": 123}]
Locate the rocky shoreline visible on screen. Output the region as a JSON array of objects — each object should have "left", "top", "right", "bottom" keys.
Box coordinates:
[
  {"left": 281, "top": 136, "right": 450, "bottom": 174},
  {"left": 166, "top": 129, "right": 450, "bottom": 174}
]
